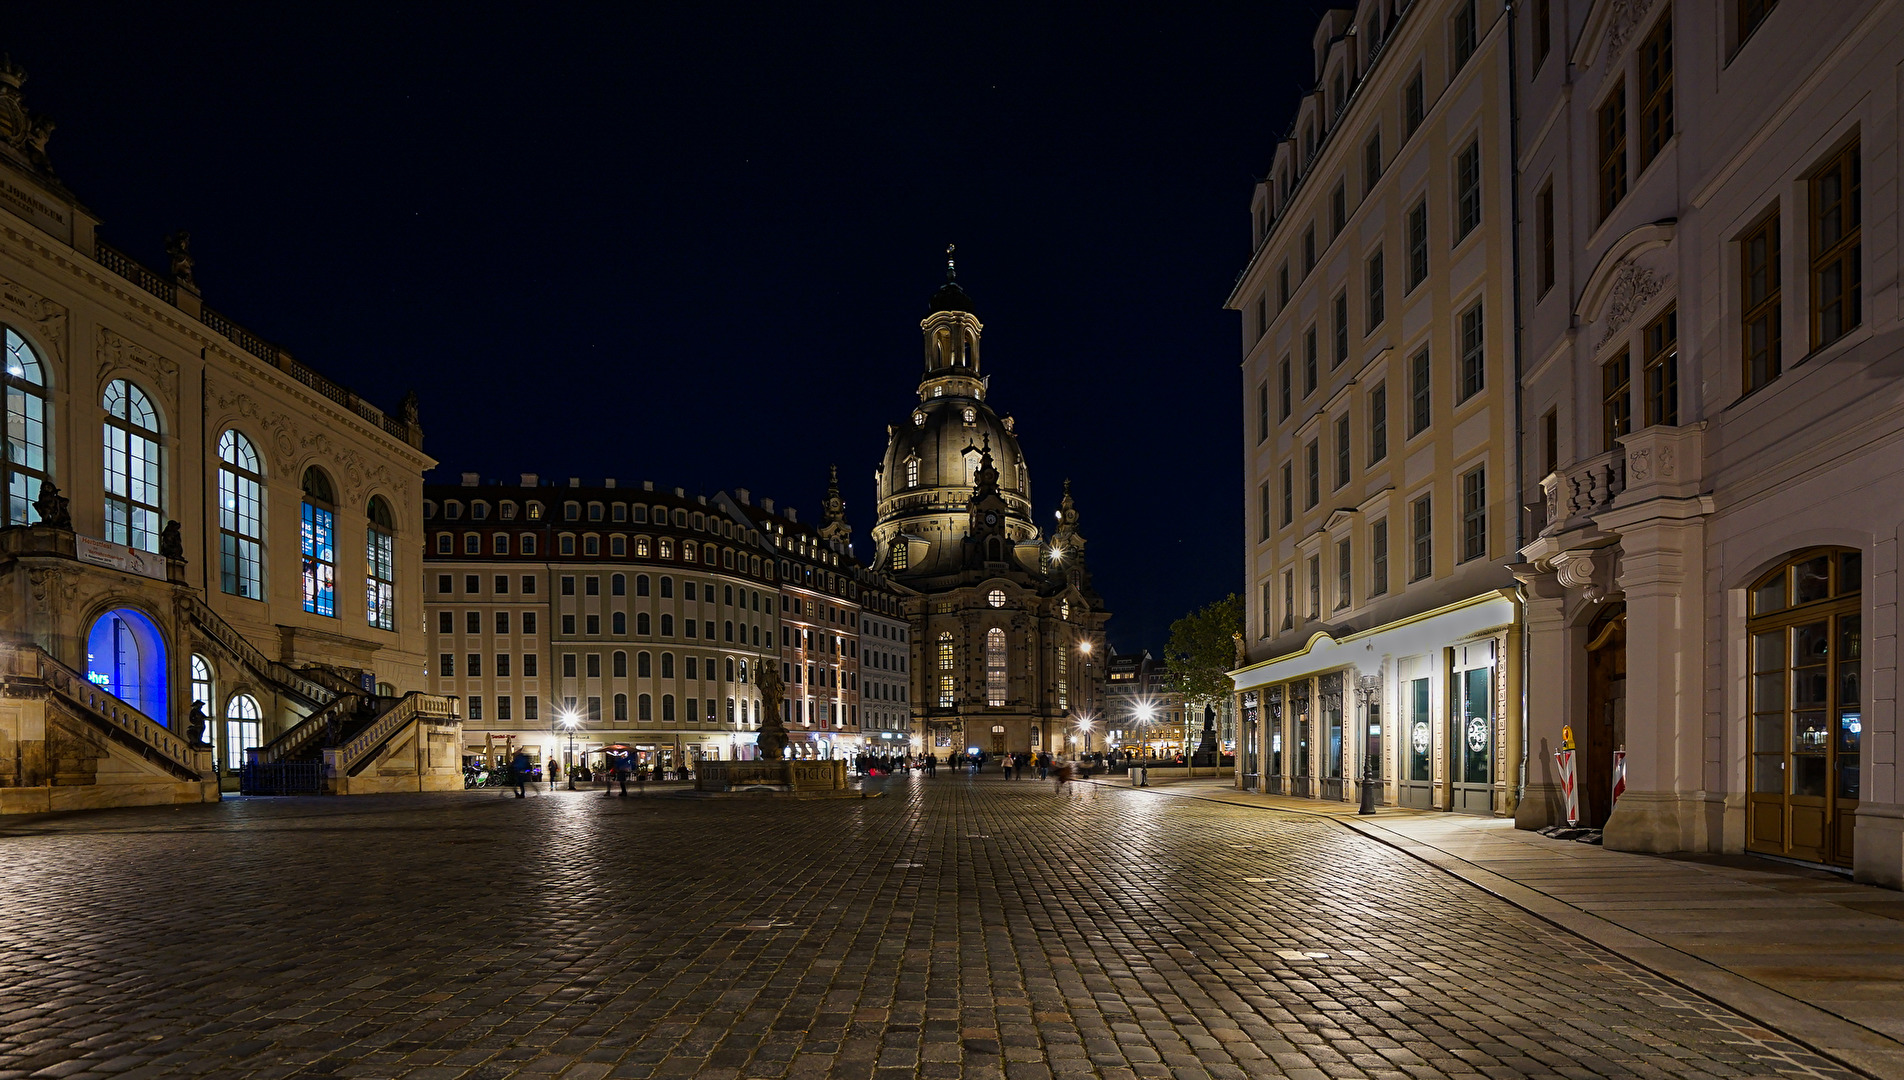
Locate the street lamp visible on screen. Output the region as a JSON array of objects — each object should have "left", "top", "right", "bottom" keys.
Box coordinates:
[
  {"left": 1135, "top": 701, "right": 1157, "bottom": 759},
  {"left": 1354, "top": 675, "right": 1381, "bottom": 815},
  {"left": 559, "top": 709, "right": 581, "bottom": 790}
]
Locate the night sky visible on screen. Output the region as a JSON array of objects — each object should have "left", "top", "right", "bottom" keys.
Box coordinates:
[{"left": 12, "top": 2, "right": 1321, "bottom": 655}]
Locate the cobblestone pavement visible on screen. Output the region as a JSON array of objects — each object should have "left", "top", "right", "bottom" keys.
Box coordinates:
[{"left": 0, "top": 775, "right": 1867, "bottom": 1080}]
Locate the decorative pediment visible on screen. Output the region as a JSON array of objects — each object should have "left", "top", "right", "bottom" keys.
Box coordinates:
[
  {"left": 98, "top": 327, "right": 179, "bottom": 400},
  {"left": 1576, "top": 222, "right": 1676, "bottom": 351},
  {"left": 1572, "top": 0, "right": 1658, "bottom": 69}
]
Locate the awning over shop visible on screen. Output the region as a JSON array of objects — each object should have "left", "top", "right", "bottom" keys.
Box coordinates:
[{"left": 1230, "top": 590, "right": 1517, "bottom": 693}]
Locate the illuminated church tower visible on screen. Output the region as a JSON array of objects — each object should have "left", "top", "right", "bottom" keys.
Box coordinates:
[{"left": 872, "top": 252, "right": 1109, "bottom": 756}]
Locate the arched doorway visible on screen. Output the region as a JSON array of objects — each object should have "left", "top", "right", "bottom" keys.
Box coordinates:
[
  {"left": 1583, "top": 602, "right": 1627, "bottom": 828},
  {"left": 1747, "top": 548, "right": 1862, "bottom": 867},
  {"left": 86, "top": 608, "right": 168, "bottom": 722}
]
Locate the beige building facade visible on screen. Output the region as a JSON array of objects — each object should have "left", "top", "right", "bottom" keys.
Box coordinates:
[
  {"left": 1513, "top": 0, "right": 1904, "bottom": 886},
  {"left": 1229, "top": 0, "right": 1524, "bottom": 815},
  {"left": 0, "top": 60, "right": 446, "bottom": 812}
]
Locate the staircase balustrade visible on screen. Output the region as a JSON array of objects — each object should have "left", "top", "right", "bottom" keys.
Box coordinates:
[{"left": 31, "top": 649, "right": 202, "bottom": 780}]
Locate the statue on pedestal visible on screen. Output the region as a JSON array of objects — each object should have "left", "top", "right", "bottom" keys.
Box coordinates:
[
  {"left": 754, "top": 659, "right": 790, "bottom": 762},
  {"left": 32, "top": 480, "right": 69, "bottom": 530},
  {"left": 159, "top": 520, "right": 184, "bottom": 560},
  {"left": 186, "top": 701, "right": 209, "bottom": 746}
]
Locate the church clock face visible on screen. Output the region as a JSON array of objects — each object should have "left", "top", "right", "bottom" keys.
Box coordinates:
[{"left": 984, "top": 511, "right": 999, "bottom": 526}]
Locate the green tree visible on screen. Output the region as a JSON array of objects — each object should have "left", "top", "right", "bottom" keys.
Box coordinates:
[{"left": 1162, "top": 593, "right": 1245, "bottom": 710}]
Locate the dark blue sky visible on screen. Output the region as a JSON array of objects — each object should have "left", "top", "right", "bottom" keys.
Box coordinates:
[{"left": 12, "top": 1, "right": 1320, "bottom": 655}]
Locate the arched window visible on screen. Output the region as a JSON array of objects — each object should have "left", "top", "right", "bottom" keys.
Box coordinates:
[
  {"left": 614, "top": 650, "right": 627, "bottom": 677},
  {"left": 660, "top": 577, "right": 674, "bottom": 599},
  {"left": 300, "top": 467, "right": 336, "bottom": 616},
  {"left": 907, "top": 457, "right": 920, "bottom": 487},
  {"left": 216, "top": 430, "right": 264, "bottom": 599},
  {"left": 684, "top": 542, "right": 697, "bottom": 563},
  {"left": 638, "top": 693, "right": 652, "bottom": 721},
  {"left": 612, "top": 573, "right": 626, "bottom": 596},
  {"left": 614, "top": 693, "right": 628, "bottom": 721},
  {"left": 3, "top": 328, "right": 49, "bottom": 525},
  {"left": 660, "top": 538, "right": 674, "bottom": 559},
  {"left": 103, "top": 379, "right": 161, "bottom": 552},
  {"left": 612, "top": 612, "right": 626, "bottom": 635},
  {"left": 636, "top": 536, "right": 651, "bottom": 557},
  {"left": 190, "top": 654, "right": 214, "bottom": 710},
  {"left": 661, "top": 653, "right": 674, "bottom": 679},
  {"left": 636, "top": 574, "right": 651, "bottom": 596},
  {"left": 225, "top": 692, "right": 261, "bottom": 771},
  {"left": 662, "top": 694, "right": 676, "bottom": 723},
  {"left": 986, "top": 628, "right": 1007, "bottom": 706},
  {"left": 1747, "top": 548, "right": 1863, "bottom": 867},
  {"left": 366, "top": 496, "right": 395, "bottom": 631},
  {"left": 637, "top": 651, "right": 652, "bottom": 678},
  {"left": 637, "top": 612, "right": 651, "bottom": 635},
  {"left": 938, "top": 631, "right": 955, "bottom": 708}
]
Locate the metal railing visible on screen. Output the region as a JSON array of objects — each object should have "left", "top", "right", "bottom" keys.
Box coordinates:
[
  {"left": 240, "top": 761, "right": 323, "bottom": 795},
  {"left": 94, "top": 242, "right": 177, "bottom": 305},
  {"left": 249, "top": 692, "right": 360, "bottom": 767},
  {"left": 33, "top": 649, "right": 202, "bottom": 780}
]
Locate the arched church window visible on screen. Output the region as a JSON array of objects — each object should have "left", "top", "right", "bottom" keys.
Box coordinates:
[
  {"left": 190, "top": 654, "right": 214, "bottom": 712},
  {"left": 366, "top": 496, "right": 396, "bottom": 631},
  {"left": 225, "top": 693, "right": 261, "bottom": 771},
  {"left": 906, "top": 458, "right": 920, "bottom": 488},
  {"left": 217, "top": 430, "right": 264, "bottom": 599},
  {"left": 3, "top": 327, "right": 48, "bottom": 525},
  {"left": 937, "top": 631, "right": 955, "bottom": 708},
  {"left": 103, "top": 379, "right": 162, "bottom": 552},
  {"left": 891, "top": 543, "right": 908, "bottom": 571},
  {"left": 300, "top": 467, "right": 337, "bottom": 617},
  {"left": 986, "top": 628, "right": 1007, "bottom": 706}
]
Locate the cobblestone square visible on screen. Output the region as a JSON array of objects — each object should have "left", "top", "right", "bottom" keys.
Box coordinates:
[{"left": 0, "top": 778, "right": 1864, "bottom": 1079}]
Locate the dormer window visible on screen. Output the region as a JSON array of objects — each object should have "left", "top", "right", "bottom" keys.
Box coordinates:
[
  {"left": 912, "top": 411, "right": 925, "bottom": 427},
  {"left": 471, "top": 502, "right": 489, "bottom": 520},
  {"left": 527, "top": 501, "right": 543, "bottom": 520},
  {"left": 564, "top": 501, "right": 580, "bottom": 521},
  {"left": 500, "top": 502, "right": 518, "bottom": 521},
  {"left": 963, "top": 408, "right": 976, "bottom": 424},
  {"left": 587, "top": 502, "right": 603, "bottom": 521},
  {"left": 445, "top": 501, "right": 462, "bottom": 520},
  {"left": 932, "top": 386, "right": 944, "bottom": 397}
]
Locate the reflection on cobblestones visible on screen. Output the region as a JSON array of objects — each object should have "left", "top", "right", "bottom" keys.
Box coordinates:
[{"left": 0, "top": 778, "right": 1859, "bottom": 1079}]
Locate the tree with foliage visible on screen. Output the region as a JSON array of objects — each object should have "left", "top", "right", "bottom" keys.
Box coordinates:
[{"left": 1162, "top": 592, "right": 1246, "bottom": 709}]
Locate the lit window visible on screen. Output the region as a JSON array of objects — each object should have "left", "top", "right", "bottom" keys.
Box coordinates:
[
  {"left": 366, "top": 497, "right": 396, "bottom": 631},
  {"left": 190, "top": 654, "right": 214, "bottom": 713},
  {"left": 224, "top": 693, "right": 261, "bottom": 771},
  {"left": 103, "top": 379, "right": 161, "bottom": 552},
  {"left": 2, "top": 327, "right": 48, "bottom": 526},
  {"left": 986, "top": 627, "right": 1007, "bottom": 706},
  {"left": 907, "top": 458, "right": 920, "bottom": 487},
  {"left": 301, "top": 467, "right": 336, "bottom": 617},
  {"left": 217, "top": 430, "right": 263, "bottom": 599},
  {"left": 988, "top": 589, "right": 1006, "bottom": 608}
]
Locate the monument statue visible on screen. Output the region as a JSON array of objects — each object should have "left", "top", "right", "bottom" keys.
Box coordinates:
[
  {"left": 1232, "top": 630, "right": 1246, "bottom": 668},
  {"left": 159, "top": 520, "right": 184, "bottom": 560},
  {"left": 32, "top": 480, "right": 70, "bottom": 530},
  {"left": 754, "top": 658, "right": 790, "bottom": 762},
  {"left": 165, "top": 231, "right": 197, "bottom": 291},
  {"left": 186, "top": 701, "right": 209, "bottom": 746}
]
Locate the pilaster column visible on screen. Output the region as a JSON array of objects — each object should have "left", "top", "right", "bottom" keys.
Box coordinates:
[{"left": 1510, "top": 566, "right": 1571, "bottom": 830}]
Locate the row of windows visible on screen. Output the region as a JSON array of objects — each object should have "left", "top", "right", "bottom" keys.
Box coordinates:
[
  {"left": 1262, "top": 470, "right": 1486, "bottom": 636},
  {"left": 443, "top": 650, "right": 752, "bottom": 684},
  {"left": 432, "top": 497, "right": 761, "bottom": 543},
  {"left": 433, "top": 529, "right": 766, "bottom": 571},
  {"left": 433, "top": 605, "right": 764, "bottom": 644},
  {"left": 465, "top": 693, "right": 763, "bottom": 726}
]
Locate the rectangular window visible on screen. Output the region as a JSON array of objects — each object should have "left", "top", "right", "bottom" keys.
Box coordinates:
[
  {"left": 1370, "top": 519, "right": 1389, "bottom": 596},
  {"left": 1452, "top": 0, "right": 1478, "bottom": 71},
  {"left": 586, "top": 653, "right": 600, "bottom": 679},
  {"left": 1303, "top": 328, "right": 1318, "bottom": 395},
  {"left": 1603, "top": 350, "right": 1632, "bottom": 451},
  {"left": 1336, "top": 538, "right": 1352, "bottom": 610},
  {"left": 1261, "top": 580, "right": 1274, "bottom": 639},
  {"left": 1366, "top": 249, "right": 1385, "bottom": 331},
  {"left": 1739, "top": 0, "right": 1777, "bottom": 45},
  {"left": 1331, "top": 182, "right": 1347, "bottom": 238},
  {"left": 522, "top": 612, "right": 537, "bottom": 635},
  {"left": 1409, "top": 348, "right": 1432, "bottom": 436},
  {"left": 1599, "top": 81, "right": 1627, "bottom": 220},
  {"left": 562, "top": 653, "right": 576, "bottom": 678},
  {"left": 1643, "top": 305, "right": 1678, "bottom": 427},
  {"left": 439, "top": 653, "right": 453, "bottom": 678},
  {"left": 1278, "top": 358, "right": 1292, "bottom": 418},
  {"left": 1334, "top": 414, "right": 1351, "bottom": 490},
  {"left": 1305, "top": 441, "right": 1320, "bottom": 508},
  {"left": 1256, "top": 382, "right": 1270, "bottom": 443},
  {"left": 1536, "top": 181, "right": 1555, "bottom": 298},
  {"left": 1258, "top": 481, "right": 1272, "bottom": 542},
  {"left": 466, "top": 610, "right": 480, "bottom": 635},
  {"left": 1811, "top": 140, "right": 1861, "bottom": 348},
  {"left": 1404, "top": 69, "right": 1425, "bottom": 137},
  {"left": 561, "top": 575, "right": 575, "bottom": 596},
  {"left": 1332, "top": 292, "right": 1349, "bottom": 368},
  {"left": 523, "top": 653, "right": 538, "bottom": 677},
  {"left": 1302, "top": 225, "right": 1317, "bottom": 276},
  {"left": 1461, "top": 467, "right": 1487, "bottom": 562},
  {"left": 1411, "top": 495, "right": 1433, "bottom": 581},
  {"left": 1534, "top": 0, "right": 1552, "bottom": 68},
  {"left": 496, "top": 653, "right": 510, "bottom": 678},
  {"left": 1364, "top": 131, "right": 1382, "bottom": 193},
  {"left": 1282, "top": 569, "right": 1295, "bottom": 629},
  {"left": 497, "top": 695, "right": 511, "bottom": 721},
  {"left": 467, "top": 653, "right": 481, "bottom": 678},
  {"left": 1254, "top": 295, "right": 1268, "bottom": 340},
  {"left": 1281, "top": 461, "right": 1294, "bottom": 525},
  {"left": 1308, "top": 554, "right": 1321, "bottom": 618},
  {"left": 468, "top": 695, "right": 482, "bottom": 721},
  {"left": 300, "top": 503, "right": 335, "bottom": 617},
  {"left": 1459, "top": 302, "right": 1485, "bottom": 401},
  {"left": 1456, "top": 139, "right": 1482, "bottom": 239},
  {"left": 1741, "top": 209, "right": 1781, "bottom": 391},
  {"left": 1278, "top": 262, "right": 1290, "bottom": 307},
  {"left": 1368, "top": 383, "right": 1388, "bottom": 463},
  {"left": 524, "top": 695, "right": 538, "bottom": 721},
  {"left": 562, "top": 614, "right": 576, "bottom": 636},
  {"left": 1406, "top": 199, "right": 1429, "bottom": 290},
  {"left": 1542, "top": 410, "right": 1558, "bottom": 477},
  {"left": 1638, "top": 12, "right": 1673, "bottom": 169}
]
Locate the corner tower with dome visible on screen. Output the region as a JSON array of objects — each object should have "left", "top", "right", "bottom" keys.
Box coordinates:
[{"left": 871, "top": 258, "right": 1110, "bottom": 758}]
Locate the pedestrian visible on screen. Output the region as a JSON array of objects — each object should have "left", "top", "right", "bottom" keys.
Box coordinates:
[
  {"left": 1002, "top": 755, "right": 1013, "bottom": 780},
  {"left": 548, "top": 758, "right": 560, "bottom": 791},
  {"left": 1053, "top": 757, "right": 1074, "bottom": 792},
  {"left": 510, "top": 748, "right": 532, "bottom": 798}
]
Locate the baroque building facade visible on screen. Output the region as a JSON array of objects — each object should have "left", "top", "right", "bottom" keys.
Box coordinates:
[
  {"left": 1229, "top": 0, "right": 1524, "bottom": 815},
  {"left": 1512, "top": 0, "right": 1904, "bottom": 886},
  {"left": 871, "top": 268, "right": 1109, "bottom": 757},
  {"left": 0, "top": 60, "right": 447, "bottom": 812}
]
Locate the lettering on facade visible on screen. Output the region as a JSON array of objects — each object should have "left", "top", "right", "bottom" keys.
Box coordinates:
[{"left": 0, "top": 179, "right": 66, "bottom": 239}]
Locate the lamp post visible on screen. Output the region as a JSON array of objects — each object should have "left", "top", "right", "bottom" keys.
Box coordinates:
[
  {"left": 1135, "top": 701, "right": 1157, "bottom": 760},
  {"left": 559, "top": 709, "right": 580, "bottom": 790},
  {"left": 1354, "top": 675, "right": 1381, "bottom": 815}
]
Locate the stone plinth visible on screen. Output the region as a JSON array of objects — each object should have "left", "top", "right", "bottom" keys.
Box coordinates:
[{"left": 696, "top": 759, "right": 847, "bottom": 793}]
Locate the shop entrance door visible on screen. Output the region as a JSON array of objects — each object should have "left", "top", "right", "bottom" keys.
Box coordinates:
[
  {"left": 1291, "top": 682, "right": 1312, "bottom": 798},
  {"left": 1449, "top": 642, "right": 1495, "bottom": 815},
  {"left": 1399, "top": 675, "right": 1434, "bottom": 808},
  {"left": 1583, "top": 604, "right": 1627, "bottom": 828},
  {"left": 1320, "top": 673, "right": 1345, "bottom": 801}
]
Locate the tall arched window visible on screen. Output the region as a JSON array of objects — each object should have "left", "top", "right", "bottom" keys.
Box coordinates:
[
  {"left": 103, "top": 379, "right": 161, "bottom": 552},
  {"left": 938, "top": 631, "right": 955, "bottom": 708},
  {"left": 907, "top": 457, "right": 920, "bottom": 488},
  {"left": 190, "top": 654, "right": 214, "bottom": 710},
  {"left": 614, "top": 693, "right": 628, "bottom": 721},
  {"left": 986, "top": 627, "right": 1007, "bottom": 706},
  {"left": 366, "top": 496, "right": 396, "bottom": 630},
  {"left": 300, "top": 467, "right": 336, "bottom": 617},
  {"left": 638, "top": 693, "right": 652, "bottom": 721},
  {"left": 1747, "top": 547, "right": 1863, "bottom": 868},
  {"left": 225, "top": 692, "right": 261, "bottom": 771},
  {"left": 662, "top": 694, "right": 676, "bottom": 722},
  {"left": 4, "top": 327, "right": 49, "bottom": 525},
  {"left": 216, "top": 430, "right": 264, "bottom": 598}
]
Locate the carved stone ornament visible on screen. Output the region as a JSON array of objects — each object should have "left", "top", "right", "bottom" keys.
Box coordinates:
[
  {"left": 99, "top": 327, "right": 179, "bottom": 400},
  {"left": 1553, "top": 549, "right": 1607, "bottom": 602},
  {"left": 1601, "top": 0, "right": 1657, "bottom": 58},
  {"left": 28, "top": 565, "right": 76, "bottom": 615},
  {"left": 212, "top": 384, "right": 404, "bottom": 511},
  {"left": 0, "top": 59, "right": 56, "bottom": 175},
  {"left": 1629, "top": 447, "right": 1652, "bottom": 481},
  {"left": 1595, "top": 259, "right": 1663, "bottom": 349},
  {"left": 0, "top": 273, "right": 68, "bottom": 353}
]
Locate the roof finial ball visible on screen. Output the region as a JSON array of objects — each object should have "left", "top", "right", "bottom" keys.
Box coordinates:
[{"left": 945, "top": 243, "right": 956, "bottom": 281}]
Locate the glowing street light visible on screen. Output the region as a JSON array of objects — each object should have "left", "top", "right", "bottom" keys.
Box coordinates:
[{"left": 559, "top": 709, "right": 581, "bottom": 790}]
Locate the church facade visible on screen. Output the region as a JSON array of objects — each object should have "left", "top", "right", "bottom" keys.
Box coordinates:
[{"left": 871, "top": 266, "right": 1109, "bottom": 758}]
